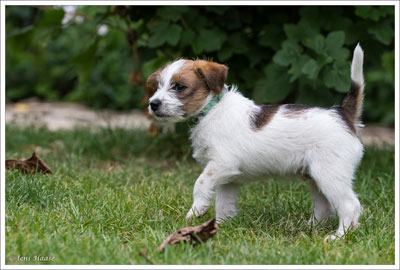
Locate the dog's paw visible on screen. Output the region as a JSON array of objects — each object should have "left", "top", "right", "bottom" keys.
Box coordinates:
[
  {"left": 308, "top": 215, "right": 330, "bottom": 227},
  {"left": 216, "top": 217, "right": 227, "bottom": 224},
  {"left": 324, "top": 234, "right": 338, "bottom": 241},
  {"left": 186, "top": 211, "right": 195, "bottom": 222},
  {"left": 216, "top": 208, "right": 237, "bottom": 224},
  {"left": 186, "top": 204, "right": 208, "bottom": 221},
  {"left": 308, "top": 216, "right": 323, "bottom": 227},
  {"left": 324, "top": 233, "right": 343, "bottom": 241}
]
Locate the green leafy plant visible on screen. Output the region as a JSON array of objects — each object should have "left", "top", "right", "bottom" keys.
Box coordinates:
[{"left": 6, "top": 5, "right": 394, "bottom": 125}]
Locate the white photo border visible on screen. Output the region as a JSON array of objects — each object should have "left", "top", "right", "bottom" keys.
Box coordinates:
[{"left": 1, "top": 1, "right": 398, "bottom": 269}]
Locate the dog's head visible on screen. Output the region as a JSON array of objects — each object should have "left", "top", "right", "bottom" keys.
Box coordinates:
[{"left": 147, "top": 59, "right": 228, "bottom": 122}]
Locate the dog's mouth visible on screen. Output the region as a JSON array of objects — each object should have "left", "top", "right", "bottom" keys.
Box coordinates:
[
  {"left": 153, "top": 113, "right": 175, "bottom": 122},
  {"left": 148, "top": 105, "right": 186, "bottom": 122},
  {"left": 153, "top": 112, "right": 187, "bottom": 123},
  {"left": 154, "top": 113, "right": 170, "bottom": 118},
  {"left": 148, "top": 107, "right": 170, "bottom": 119}
]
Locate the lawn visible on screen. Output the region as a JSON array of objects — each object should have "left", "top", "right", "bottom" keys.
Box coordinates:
[{"left": 5, "top": 124, "right": 395, "bottom": 265}]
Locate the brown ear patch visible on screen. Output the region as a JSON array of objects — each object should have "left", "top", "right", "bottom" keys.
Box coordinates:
[
  {"left": 194, "top": 60, "right": 228, "bottom": 94},
  {"left": 144, "top": 63, "right": 171, "bottom": 104},
  {"left": 142, "top": 71, "right": 160, "bottom": 106},
  {"left": 145, "top": 70, "right": 161, "bottom": 97},
  {"left": 171, "top": 62, "right": 211, "bottom": 116},
  {"left": 143, "top": 71, "right": 160, "bottom": 107}
]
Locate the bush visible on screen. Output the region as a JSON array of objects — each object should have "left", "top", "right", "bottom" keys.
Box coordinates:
[{"left": 6, "top": 5, "right": 394, "bottom": 125}]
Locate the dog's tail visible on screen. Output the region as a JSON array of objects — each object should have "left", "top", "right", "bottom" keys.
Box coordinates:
[{"left": 341, "top": 44, "right": 365, "bottom": 133}]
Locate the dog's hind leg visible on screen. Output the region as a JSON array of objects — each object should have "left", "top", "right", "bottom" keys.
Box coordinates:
[
  {"left": 215, "top": 182, "right": 241, "bottom": 223},
  {"left": 309, "top": 159, "right": 362, "bottom": 239},
  {"left": 308, "top": 180, "right": 335, "bottom": 226}
]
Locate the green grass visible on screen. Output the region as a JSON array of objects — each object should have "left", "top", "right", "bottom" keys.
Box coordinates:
[{"left": 5, "top": 124, "right": 395, "bottom": 265}]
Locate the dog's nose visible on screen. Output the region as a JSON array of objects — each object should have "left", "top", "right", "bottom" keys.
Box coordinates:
[{"left": 150, "top": 99, "right": 161, "bottom": 111}]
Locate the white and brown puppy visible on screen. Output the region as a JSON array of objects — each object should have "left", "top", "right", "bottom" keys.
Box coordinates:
[{"left": 147, "top": 45, "right": 365, "bottom": 240}]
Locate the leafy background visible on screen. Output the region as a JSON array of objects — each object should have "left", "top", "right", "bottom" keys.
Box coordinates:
[{"left": 6, "top": 5, "right": 395, "bottom": 125}]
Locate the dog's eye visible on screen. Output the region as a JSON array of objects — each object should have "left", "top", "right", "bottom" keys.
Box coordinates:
[{"left": 172, "top": 84, "right": 186, "bottom": 92}]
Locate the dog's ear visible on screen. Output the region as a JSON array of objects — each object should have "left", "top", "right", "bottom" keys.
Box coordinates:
[
  {"left": 145, "top": 69, "right": 161, "bottom": 97},
  {"left": 194, "top": 60, "right": 228, "bottom": 94}
]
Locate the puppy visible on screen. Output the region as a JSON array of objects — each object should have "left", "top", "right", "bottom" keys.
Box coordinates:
[{"left": 147, "top": 45, "right": 365, "bottom": 239}]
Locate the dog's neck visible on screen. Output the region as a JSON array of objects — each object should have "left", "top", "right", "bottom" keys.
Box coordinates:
[{"left": 190, "top": 92, "right": 225, "bottom": 125}]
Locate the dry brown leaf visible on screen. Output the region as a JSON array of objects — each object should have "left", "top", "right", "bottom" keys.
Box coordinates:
[
  {"left": 6, "top": 152, "right": 53, "bottom": 174},
  {"left": 147, "top": 122, "right": 160, "bottom": 137},
  {"left": 157, "top": 218, "right": 218, "bottom": 252},
  {"left": 129, "top": 71, "right": 144, "bottom": 87}
]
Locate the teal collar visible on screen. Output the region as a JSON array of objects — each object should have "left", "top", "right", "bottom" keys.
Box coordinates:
[{"left": 190, "top": 92, "right": 224, "bottom": 125}]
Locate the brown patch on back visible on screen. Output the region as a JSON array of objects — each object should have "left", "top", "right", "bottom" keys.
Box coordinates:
[
  {"left": 250, "top": 104, "right": 279, "bottom": 130},
  {"left": 282, "top": 103, "right": 357, "bottom": 135},
  {"left": 282, "top": 104, "right": 312, "bottom": 118}
]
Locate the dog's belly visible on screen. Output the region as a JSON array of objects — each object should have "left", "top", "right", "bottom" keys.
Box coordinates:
[
  {"left": 237, "top": 151, "right": 307, "bottom": 180},
  {"left": 229, "top": 170, "right": 303, "bottom": 184},
  {"left": 193, "top": 141, "right": 308, "bottom": 183}
]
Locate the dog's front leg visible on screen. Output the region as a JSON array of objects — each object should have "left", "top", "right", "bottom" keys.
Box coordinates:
[{"left": 186, "top": 162, "right": 237, "bottom": 221}]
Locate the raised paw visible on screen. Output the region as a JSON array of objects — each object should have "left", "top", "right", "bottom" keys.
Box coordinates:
[{"left": 186, "top": 204, "right": 208, "bottom": 221}]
